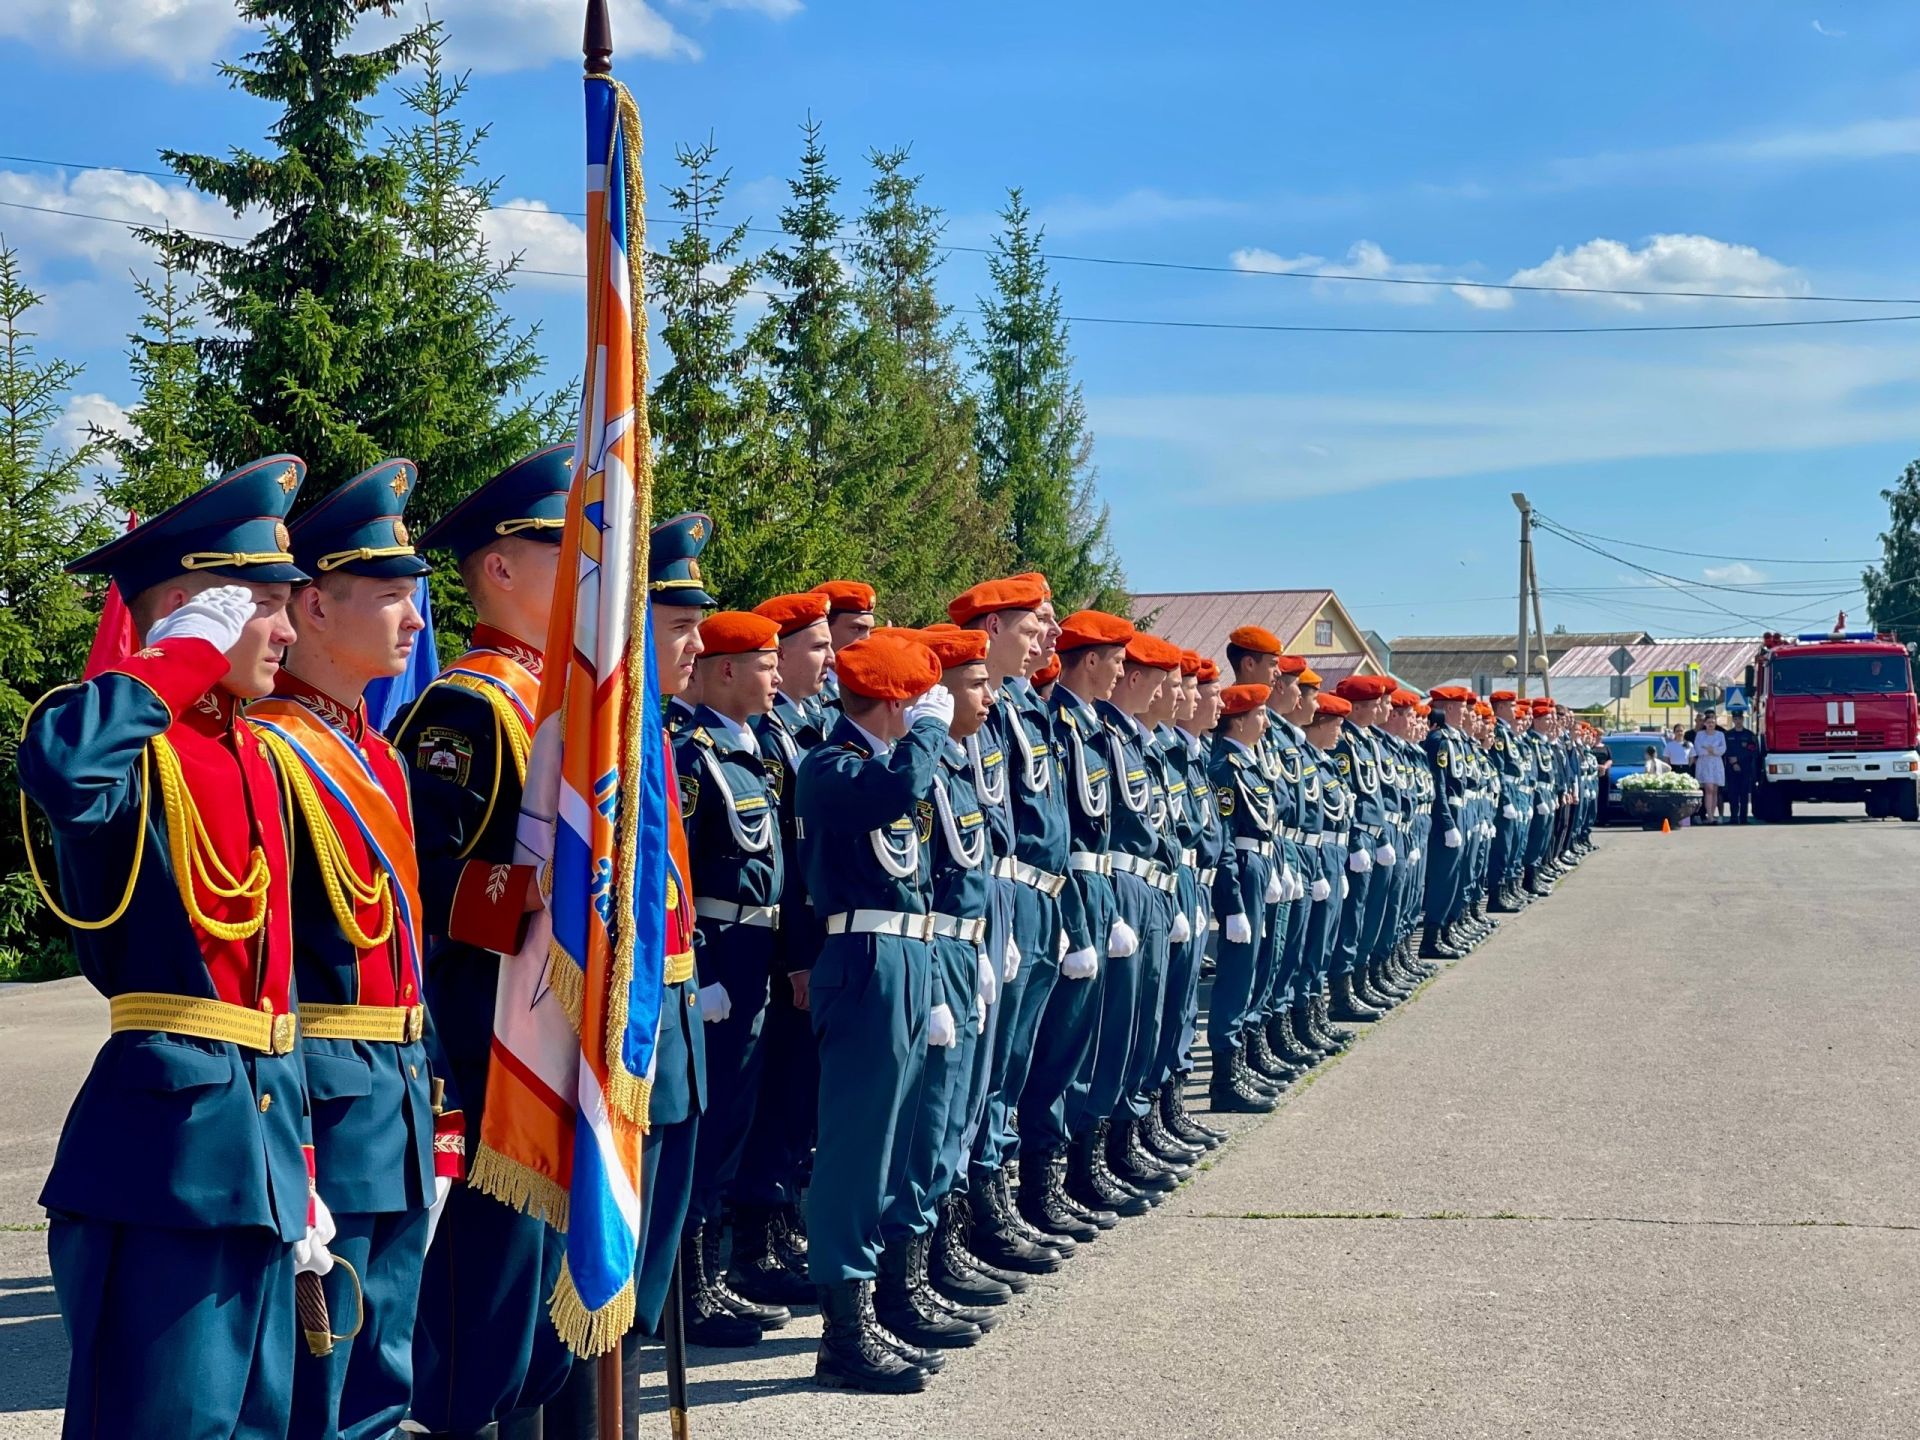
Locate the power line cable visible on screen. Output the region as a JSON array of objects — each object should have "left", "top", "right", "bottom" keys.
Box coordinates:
[{"left": 1530, "top": 512, "right": 1874, "bottom": 566}]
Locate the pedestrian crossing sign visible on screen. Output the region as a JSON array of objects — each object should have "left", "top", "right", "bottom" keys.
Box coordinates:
[
  {"left": 1649, "top": 670, "right": 1686, "bottom": 706},
  {"left": 1723, "top": 684, "right": 1749, "bottom": 712}
]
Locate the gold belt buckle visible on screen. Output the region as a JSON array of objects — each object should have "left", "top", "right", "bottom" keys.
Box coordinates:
[
  {"left": 404, "top": 1004, "right": 425, "bottom": 1043},
  {"left": 271, "top": 1012, "right": 299, "bottom": 1055}
]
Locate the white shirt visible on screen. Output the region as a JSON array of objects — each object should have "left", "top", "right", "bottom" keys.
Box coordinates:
[{"left": 1664, "top": 738, "right": 1693, "bottom": 766}]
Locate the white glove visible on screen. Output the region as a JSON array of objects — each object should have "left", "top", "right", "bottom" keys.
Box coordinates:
[
  {"left": 1061, "top": 946, "right": 1098, "bottom": 980},
  {"left": 1108, "top": 918, "right": 1138, "bottom": 958},
  {"left": 1349, "top": 848, "right": 1373, "bottom": 874},
  {"left": 1004, "top": 936, "right": 1020, "bottom": 983},
  {"left": 1311, "top": 877, "right": 1332, "bottom": 902},
  {"left": 1340, "top": 875, "right": 1350, "bottom": 900},
  {"left": 424, "top": 1174, "right": 453, "bottom": 1252},
  {"left": 904, "top": 683, "right": 955, "bottom": 730},
  {"left": 1504, "top": 803, "right": 1523, "bottom": 821},
  {"left": 1408, "top": 847, "right": 1421, "bottom": 864},
  {"left": 1264, "top": 868, "right": 1283, "bottom": 904},
  {"left": 976, "top": 948, "right": 999, "bottom": 1009},
  {"left": 928, "top": 1003, "right": 958, "bottom": 1048},
  {"left": 1193, "top": 908, "right": 1208, "bottom": 939},
  {"left": 974, "top": 992, "right": 987, "bottom": 1032},
  {"left": 1058, "top": 930, "right": 1070, "bottom": 960},
  {"left": 147, "top": 583, "right": 254, "bottom": 655},
  {"left": 1169, "top": 910, "right": 1192, "bottom": 944},
  {"left": 1289, "top": 867, "right": 1306, "bottom": 902},
  {"left": 1224, "top": 913, "right": 1253, "bottom": 945},
  {"left": 294, "top": 1194, "right": 337, "bottom": 1278},
  {"left": 697, "top": 982, "right": 732, "bottom": 1023},
  {"left": 1374, "top": 842, "right": 1396, "bottom": 868},
  {"left": 1444, "top": 827, "right": 1463, "bottom": 849}
]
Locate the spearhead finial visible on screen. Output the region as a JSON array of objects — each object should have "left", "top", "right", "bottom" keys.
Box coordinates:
[{"left": 585, "top": 0, "right": 613, "bottom": 73}]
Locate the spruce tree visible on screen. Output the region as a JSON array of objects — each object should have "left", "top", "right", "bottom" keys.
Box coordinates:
[
  {"left": 973, "top": 188, "right": 1124, "bottom": 609},
  {"left": 0, "top": 244, "right": 110, "bottom": 979},
  {"left": 1864, "top": 459, "right": 1920, "bottom": 643},
  {"left": 101, "top": 247, "right": 213, "bottom": 519},
  {"left": 146, "top": 0, "right": 425, "bottom": 503}
]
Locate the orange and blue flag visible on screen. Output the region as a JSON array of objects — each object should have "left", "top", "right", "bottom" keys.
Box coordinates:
[{"left": 468, "top": 69, "right": 667, "bottom": 1357}]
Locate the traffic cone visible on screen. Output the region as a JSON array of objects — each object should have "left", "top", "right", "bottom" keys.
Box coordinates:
[{"left": 1660, "top": 818, "right": 1671, "bottom": 834}]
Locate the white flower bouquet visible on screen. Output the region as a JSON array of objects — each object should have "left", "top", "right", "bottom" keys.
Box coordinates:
[{"left": 1618, "top": 770, "right": 1701, "bottom": 794}]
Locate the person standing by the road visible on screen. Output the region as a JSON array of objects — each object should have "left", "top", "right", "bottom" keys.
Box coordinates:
[
  {"left": 1692, "top": 709, "right": 1727, "bottom": 824},
  {"left": 1723, "top": 711, "right": 1761, "bottom": 824},
  {"left": 1663, "top": 725, "right": 1693, "bottom": 774}
]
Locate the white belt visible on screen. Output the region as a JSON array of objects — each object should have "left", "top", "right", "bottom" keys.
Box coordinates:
[
  {"left": 1197, "top": 866, "right": 1217, "bottom": 887},
  {"left": 1301, "top": 833, "right": 1324, "bottom": 847},
  {"left": 930, "top": 913, "right": 988, "bottom": 944},
  {"left": 694, "top": 898, "right": 782, "bottom": 929},
  {"left": 1282, "top": 826, "right": 1304, "bottom": 843},
  {"left": 824, "top": 909, "right": 936, "bottom": 941},
  {"left": 1110, "top": 852, "right": 1176, "bottom": 894},
  {"left": 1067, "top": 852, "right": 1113, "bottom": 876},
  {"left": 1233, "top": 838, "right": 1274, "bottom": 858},
  {"left": 1179, "top": 847, "right": 1198, "bottom": 869},
  {"left": 994, "top": 856, "right": 1068, "bottom": 898},
  {"left": 1334, "top": 831, "right": 1350, "bottom": 847}
]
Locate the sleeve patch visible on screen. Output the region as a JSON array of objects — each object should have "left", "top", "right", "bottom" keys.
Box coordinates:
[{"left": 416, "top": 727, "right": 473, "bottom": 786}]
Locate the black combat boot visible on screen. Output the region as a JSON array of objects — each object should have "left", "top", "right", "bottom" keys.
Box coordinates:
[
  {"left": 858, "top": 1278, "right": 944, "bottom": 1375},
  {"left": 928, "top": 1194, "right": 1015, "bottom": 1306},
  {"left": 1107, "top": 1116, "right": 1181, "bottom": 1191},
  {"left": 1268, "top": 1008, "right": 1317, "bottom": 1067},
  {"left": 946, "top": 1190, "right": 1030, "bottom": 1292},
  {"left": 965, "top": 1169, "right": 1064, "bottom": 1275},
  {"left": 1089, "top": 1118, "right": 1157, "bottom": 1210},
  {"left": 1244, "top": 1023, "right": 1298, "bottom": 1083},
  {"left": 1067, "top": 1125, "right": 1147, "bottom": 1218},
  {"left": 814, "top": 1281, "right": 926, "bottom": 1393},
  {"left": 996, "top": 1167, "right": 1075, "bottom": 1259},
  {"left": 1162, "top": 1077, "right": 1227, "bottom": 1148},
  {"left": 728, "top": 1204, "right": 814, "bottom": 1308},
  {"left": 1420, "top": 923, "right": 1461, "bottom": 961},
  {"left": 1310, "top": 989, "right": 1352, "bottom": 1050},
  {"left": 1017, "top": 1148, "right": 1100, "bottom": 1245},
  {"left": 909, "top": 1232, "right": 999, "bottom": 1332},
  {"left": 875, "top": 1241, "right": 981, "bottom": 1349},
  {"left": 681, "top": 1226, "right": 762, "bottom": 1348},
  {"left": 1330, "top": 971, "right": 1382, "bottom": 1022},
  {"left": 1210, "top": 1047, "right": 1277, "bottom": 1113},
  {"left": 1140, "top": 1096, "right": 1205, "bottom": 1164},
  {"left": 701, "top": 1217, "right": 790, "bottom": 1330},
  {"left": 1293, "top": 998, "right": 1337, "bottom": 1056}
]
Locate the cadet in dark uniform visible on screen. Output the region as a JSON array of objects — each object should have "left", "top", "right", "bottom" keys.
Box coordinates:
[
  {"left": 1300, "top": 692, "right": 1357, "bottom": 1048},
  {"left": 1421, "top": 687, "right": 1472, "bottom": 959},
  {"left": 258, "top": 459, "right": 464, "bottom": 1440},
  {"left": 21, "top": 457, "right": 319, "bottom": 1440},
  {"left": 1206, "top": 682, "right": 1281, "bottom": 1113},
  {"left": 809, "top": 579, "right": 877, "bottom": 720},
  {"left": 1725, "top": 709, "right": 1760, "bottom": 823},
  {"left": 797, "top": 633, "right": 953, "bottom": 1392},
  {"left": 674, "top": 611, "right": 791, "bottom": 1346}
]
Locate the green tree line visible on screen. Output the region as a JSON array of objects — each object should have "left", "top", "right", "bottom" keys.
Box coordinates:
[{"left": 0, "top": 0, "right": 1121, "bottom": 978}]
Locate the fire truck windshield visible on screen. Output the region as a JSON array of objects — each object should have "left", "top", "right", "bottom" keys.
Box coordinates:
[{"left": 1770, "top": 653, "right": 1911, "bottom": 696}]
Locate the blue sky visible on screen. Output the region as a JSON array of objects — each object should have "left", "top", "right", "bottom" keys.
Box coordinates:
[{"left": 2, "top": 0, "right": 1917, "bottom": 641}]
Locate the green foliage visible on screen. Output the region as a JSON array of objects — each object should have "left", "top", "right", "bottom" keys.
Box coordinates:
[
  {"left": 0, "top": 244, "right": 106, "bottom": 980},
  {"left": 100, "top": 248, "right": 214, "bottom": 520},
  {"left": 1864, "top": 459, "right": 1920, "bottom": 645},
  {"left": 972, "top": 189, "right": 1125, "bottom": 611}
]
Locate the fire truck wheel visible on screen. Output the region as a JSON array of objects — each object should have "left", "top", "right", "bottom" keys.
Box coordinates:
[{"left": 1899, "top": 784, "right": 1919, "bottom": 823}]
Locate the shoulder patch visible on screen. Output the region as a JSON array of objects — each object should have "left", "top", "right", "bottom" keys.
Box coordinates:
[
  {"left": 1335, "top": 753, "right": 1351, "bottom": 775},
  {"left": 915, "top": 798, "right": 935, "bottom": 844},
  {"left": 415, "top": 726, "right": 473, "bottom": 787},
  {"left": 1216, "top": 784, "right": 1236, "bottom": 817},
  {"left": 681, "top": 772, "right": 700, "bottom": 816}
]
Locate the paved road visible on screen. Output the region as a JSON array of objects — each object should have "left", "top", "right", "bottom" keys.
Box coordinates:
[{"left": 4, "top": 811, "right": 1918, "bottom": 1437}]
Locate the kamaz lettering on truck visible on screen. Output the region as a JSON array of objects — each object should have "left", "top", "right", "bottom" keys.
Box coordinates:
[{"left": 1753, "top": 616, "right": 1920, "bottom": 822}]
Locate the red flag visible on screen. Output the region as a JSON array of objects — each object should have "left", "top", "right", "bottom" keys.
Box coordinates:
[{"left": 82, "top": 513, "right": 138, "bottom": 680}]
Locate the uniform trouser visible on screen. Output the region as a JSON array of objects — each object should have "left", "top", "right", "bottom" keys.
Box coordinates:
[
  {"left": 290, "top": 1205, "right": 431, "bottom": 1440},
  {"left": 1249, "top": 880, "right": 1290, "bottom": 1019},
  {"left": 1406, "top": 818, "right": 1431, "bottom": 937},
  {"left": 1020, "top": 872, "right": 1113, "bottom": 1153},
  {"left": 807, "top": 933, "right": 931, "bottom": 1284},
  {"left": 1078, "top": 868, "right": 1157, "bottom": 1128},
  {"left": 1358, "top": 849, "right": 1399, "bottom": 967},
  {"left": 1157, "top": 869, "right": 1209, "bottom": 1082},
  {"left": 50, "top": 1216, "right": 293, "bottom": 1440},
  {"left": 687, "top": 922, "right": 775, "bottom": 1228},
  {"left": 634, "top": 1115, "right": 699, "bottom": 1331},
  {"left": 1727, "top": 780, "right": 1753, "bottom": 822},
  {"left": 1489, "top": 804, "right": 1520, "bottom": 889},
  {"left": 1304, "top": 848, "right": 1340, "bottom": 987},
  {"left": 1424, "top": 824, "right": 1463, "bottom": 927},
  {"left": 412, "top": 1185, "right": 573, "bottom": 1432},
  {"left": 1526, "top": 802, "right": 1553, "bottom": 870},
  {"left": 1206, "top": 850, "right": 1269, "bottom": 1065},
  {"left": 1272, "top": 851, "right": 1313, "bottom": 1009},
  {"left": 978, "top": 884, "right": 1063, "bottom": 1174},
  {"left": 885, "top": 934, "right": 983, "bottom": 1244},
  {"left": 1122, "top": 882, "right": 1177, "bottom": 1118},
  {"left": 732, "top": 972, "right": 816, "bottom": 1209},
  {"left": 956, "top": 879, "right": 1017, "bottom": 1174},
  {"left": 1333, "top": 847, "right": 1373, "bottom": 978}
]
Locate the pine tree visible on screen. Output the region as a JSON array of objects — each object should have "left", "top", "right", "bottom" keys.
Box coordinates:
[
  {"left": 845, "top": 147, "right": 1005, "bottom": 621},
  {"left": 384, "top": 17, "right": 570, "bottom": 636},
  {"left": 147, "top": 0, "right": 425, "bottom": 504},
  {"left": 973, "top": 188, "right": 1124, "bottom": 610},
  {"left": 1864, "top": 459, "right": 1920, "bottom": 643},
  {"left": 101, "top": 247, "right": 213, "bottom": 520},
  {"left": 0, "top": 244, "right": 111, "bottom": 979}
]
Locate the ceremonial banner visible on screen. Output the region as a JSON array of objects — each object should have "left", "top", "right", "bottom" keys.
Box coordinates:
[{"left": 468, "top": 70, "right": 668, "bottom": 1357}]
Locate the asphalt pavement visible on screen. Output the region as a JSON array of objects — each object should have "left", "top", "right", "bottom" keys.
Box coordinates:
[{"left": 3, "top": 809, "right": 1917, "bottom": 1438}]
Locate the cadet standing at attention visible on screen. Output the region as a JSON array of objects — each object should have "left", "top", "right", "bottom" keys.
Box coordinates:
[
  {"left": 809, "top": 579, "right": 878, "bottom": 719},
  {"left": 21, "top": 458, "right": 323, "bottom": 1440},
  {"left": 1206, "top": 682, "right": 1281, "bottom": 1113},
  {"left": 255, "top": 459, "right": 464, "bottom": 1440},
  {"left": 396, "top": 447, "right": 578, "bottom": 1440}
]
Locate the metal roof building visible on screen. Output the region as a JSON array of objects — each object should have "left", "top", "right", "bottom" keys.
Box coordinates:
[
  {"left": 1388, "top": 631, "right": 1651, "bottom": 691},
  {"left": 1129, "top": 588, "right": 1386, "bottom": 677}
]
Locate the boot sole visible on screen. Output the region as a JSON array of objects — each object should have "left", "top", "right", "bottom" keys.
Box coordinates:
[{"left": 815, "top": 1362, "right": 928, "bottom": 1394}]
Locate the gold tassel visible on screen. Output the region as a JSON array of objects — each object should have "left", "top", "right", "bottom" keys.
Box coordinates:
[
  {"left": 467, "top": 1144, "right": 571, "bottom": 1231},
  {"left": 548, "top": 1259, "right": 638, "bottom": 1358},
  {"left": 604, "top": 1070, "right": 653, "bottom": 1133},
  {"left": 546, "top": 938, "right": 585, "bottom": 1030}
]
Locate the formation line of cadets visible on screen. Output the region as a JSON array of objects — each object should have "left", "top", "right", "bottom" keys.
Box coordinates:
[{"left": 17, "top": 451, "right": 1601, "bottom": 1436}]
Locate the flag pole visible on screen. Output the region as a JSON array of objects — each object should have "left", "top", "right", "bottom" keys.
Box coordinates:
[{"left": 578, "top": 0, "right": 622, "bottom": 1427}]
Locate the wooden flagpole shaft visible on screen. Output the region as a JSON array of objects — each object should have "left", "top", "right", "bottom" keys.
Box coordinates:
[{"left": 596, "top": 1346, "right": 622, "bottom": 1440}]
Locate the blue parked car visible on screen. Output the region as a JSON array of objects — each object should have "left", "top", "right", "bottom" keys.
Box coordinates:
[{"left": 1601, "top": 731, "right": 1670, "bottom": 823}]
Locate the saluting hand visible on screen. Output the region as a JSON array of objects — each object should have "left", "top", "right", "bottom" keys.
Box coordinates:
[{"left": 147, "top": 583, "right": 256, "bottom": 657}]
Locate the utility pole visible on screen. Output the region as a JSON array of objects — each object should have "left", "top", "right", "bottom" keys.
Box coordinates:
[
  {"left": 1512, "top": 493, "right": 1532, "bottom": 699},
  {"left": 1528, "top": 540, "right": 1552, "bottom": 701}
]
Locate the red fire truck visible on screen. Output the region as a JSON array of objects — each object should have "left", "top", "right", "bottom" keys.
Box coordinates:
[{"left": 1752, "top": 616, "right": 1920, "bottom": 822}]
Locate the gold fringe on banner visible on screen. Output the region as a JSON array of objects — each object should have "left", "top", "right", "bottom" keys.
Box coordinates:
[
  {"left": 467, "top": 1143, "right": 572, "bottom": 1231},
  {"left": 548, "top": 1259, "right": 638, "bottom": 1358}
]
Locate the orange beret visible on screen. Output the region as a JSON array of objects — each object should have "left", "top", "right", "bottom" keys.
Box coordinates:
[
  {"left": 1016, "top": 571, "right": 1052, "bottom": 600},
  {"left": 1032, "top": 655, "right": 1061, "bottom": 687},
  {"left": 1390, "top": 689, "right": 1421, "bottom": 709},
  {"left": 1298, "top": 668, "right": 1322, "bottom": 688},
  {"left": 697, "top": 611, "right": 780, "bottom": 657},
  {"left": 1335, "top": 674, "right": 1396, "bottom": 702},
  {"left": 1126, "top": 634, "right": 1185, "bottom": 671},
  {"left": 948, "top": 576, "right": 1047, "bottom": 626},
  {"left": 811, "top": 579, "right": 876, "bottom": 615},
  {"left": 1474, "top": 701, "right": 1495, "bottom": 717},
  {"left": 868, "top": 625, "right": 927, "bottom": 644},
  {"left": 1220, "top": 683, "right": 1271, "bottom": 716},
  {"left": 1276, "top": 654, "right": 1309, "bottom": 676},
  {"left": 1532, "top": 698, "right": 1556, "bottom": 714},
  {"left": 1415, "top": 701, "right": 1432, "bottom": 717},
  {"left": 835, "top": 635, "right": 941, "bottom": 702},
  {"left": 1428, "top": 685, "right": 1472, "bottom": 702},
  {"left": 1179, "top": 650, "right": 1203, "bottom": 678},
  {"left": 922, "top": 627, "right": 989, "bottom": 670},
  {"left": 1313, "top": 694, "right": 1353, "bottom": 719},
  {"left": 1056, "top": 609, "right": 1136, "bottom": 652},
  {"left": 1196, "top": 658, "right": 1220, "bottom": 684},
  {"left": 753, "top": 592, "right": 832, "bottom": 637},
  {"left": 1228, "top": 625, "right": 1283, "bottom": 655}
]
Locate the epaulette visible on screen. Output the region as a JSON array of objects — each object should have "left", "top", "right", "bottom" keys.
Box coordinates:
[
  {"left": 1061, "top": 710, "right": 1080, "bottom": 731},
  {"left": 838, "top": 740, "right": 872, "bottom": 759},
  {"left": 1227, "top": 751, "right": 1248, "bottom": 769},
  {"left": 692, "top": 727, "right": 716, "bottom": 749}
]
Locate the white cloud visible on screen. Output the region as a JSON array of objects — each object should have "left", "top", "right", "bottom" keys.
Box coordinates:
[
  {"left": 1086, "top": 336, "right": 1920, "bottom": 502},
  {"left": 1810, "top": 20, "right": 1846, "bottom": 38},
  {"left": 1545, "top": 118, "right": 1920, "bottom": 190},
  {"left": 57, "top": 393, "right": 134, "bottom": 470},
  {"left": 1703, "top": 561, "right": 1769, "bottom": 585},
  {"left": 1505, "top": 234, "right": 1804, "bottom": 310},
  {"left": 0, "top": 0, "right": 244, "bottom": 79},
  {"left": 667, "top": 0, "right": 802, "bottom": 15},
  {"left": 1230, "top": 241, "right": 1515, "bottom": 310},
  {"left": 355, "top": 0, "right": 698, "bottom": 70},
  {"left": 482, "top": 200, "right": 589, "bottom": 289},
  {"left": 0, "top": 168, "right": 261, "bottom": 272}
]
